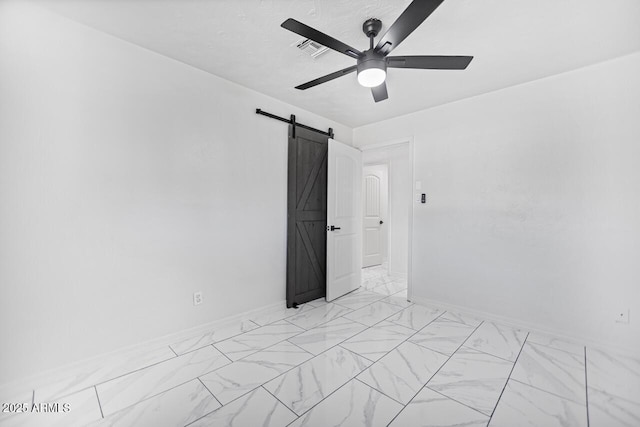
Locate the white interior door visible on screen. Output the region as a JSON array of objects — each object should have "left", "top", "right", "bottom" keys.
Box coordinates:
[
  {"left": 363, "top": 166, "right": 387, "bottom": 267},
  {"left": 326, "top": 139, "right": 362, "bottom": 301}
]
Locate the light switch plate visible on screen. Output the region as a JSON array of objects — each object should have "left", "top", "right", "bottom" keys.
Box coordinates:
[{"left": 193, "top": 291, "right": 203, "bottom": 306}]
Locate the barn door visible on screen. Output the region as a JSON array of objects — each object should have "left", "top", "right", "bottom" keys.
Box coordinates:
[{"left": 286, "top": 125, "right": 328, "bottom": 307}]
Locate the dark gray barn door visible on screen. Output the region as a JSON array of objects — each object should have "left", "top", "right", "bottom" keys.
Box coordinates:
[{"left": 286, "top": 125, "right": 327, "bottom": 308}]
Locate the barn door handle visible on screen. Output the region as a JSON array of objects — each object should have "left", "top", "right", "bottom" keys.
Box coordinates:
[{"left": 329, "top": 225, "right": 341, "bottom": 231}]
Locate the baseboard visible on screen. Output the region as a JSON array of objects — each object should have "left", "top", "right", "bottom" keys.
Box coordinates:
[
  {"left": 0, "top": 299, "right": 286, "bottom": 398},
  {"left": 409, "top": 295, "right": 636, "bottom": 358}
]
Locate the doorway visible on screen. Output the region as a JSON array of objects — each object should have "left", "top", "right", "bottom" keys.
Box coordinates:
[{"left": 359, "top": 141, "right": 413, "bottom": 301}]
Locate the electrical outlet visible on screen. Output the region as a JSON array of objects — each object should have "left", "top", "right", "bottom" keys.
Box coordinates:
[
  {"left": 193, "top": 291, "right": 203, "bottom": 306},
  {"left": 615, "top": 309, "right": 629, "bottom": 324}
]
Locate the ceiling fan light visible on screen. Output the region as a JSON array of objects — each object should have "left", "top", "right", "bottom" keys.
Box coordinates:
[{"left": 357, "top": 68, "right": 386, "bottom": 87}]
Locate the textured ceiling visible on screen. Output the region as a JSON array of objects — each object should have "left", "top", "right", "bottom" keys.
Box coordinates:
[{"left": 36, "top": 0, "right": 640, "bottom": 128}]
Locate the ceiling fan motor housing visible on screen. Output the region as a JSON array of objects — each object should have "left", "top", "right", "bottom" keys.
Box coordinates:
[{"left": 357, "top": 50, "right": 387, "bottom": 75}]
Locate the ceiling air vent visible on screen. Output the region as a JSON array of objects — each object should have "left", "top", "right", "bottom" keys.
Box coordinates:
[{"left": 293, "top": 38, "right": 330, "bottom": 58}]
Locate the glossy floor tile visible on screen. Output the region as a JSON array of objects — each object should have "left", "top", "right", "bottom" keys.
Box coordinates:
[
  {"left": 369, "top": 281, "right": 407, "bottom": 296},
  {"left": 250, "top": 304, "right": 314, "bottom": 326},
  {"left": 361, "top": 276, "right": 395, "bottom": 291},
  {"left": 526, "top": 332, "right": 584, "bottom": 356},
  {"left": 586, "top": 347, "right": 640, "bottom": 401},
  {"left": 428, "top": 347, "right": 514, "bottom": 416},
  {"left": 287, "top": 317, "right": 368, "bottom": 355},
  {"left": 465, "top": 321, "right": 528, "bottom": 361},
  {"left": 169, "top": 319, "right": 260, "bottom": 355},
  {"left": 387, "top": 304, "right": 443, "bottom": 331},
  {"left": 0, "top": 390, "right": 32, "bottom": 425},
  {"left": 389, "top": 386, "right": 489, "bottom": 427},
  {"left": 95, "top": 345, "right": 229, "bottom": 416},
  {"left": 199, "top": 341, "right": 312, "bottom": 404},
  {"left": 263, "top": 346, "right": 371, "bottom": 415},
  {"left": 332, "top": 290, "right": 386, "bottom": 310},
  {"left": 381, "top": 290, "right": 414, "bottom": 308},
  {"left": 511, "top": 342, "right": 586, "bottom": 404},
  {"left": 587, "top": 387, "right": 640, "bottom": 427},
  {"left": 35, "top": 345, "right": 177, "bottom": 402},
  {"left": 6, "top": 290, "right": 637, "bottom": 427},
  {"left": 213, "top": 321, "right": 304, "bottom": 361},
  {"left": 357, "top": 341, "right": 448, "bottom": 404},
  {"left": 91, "top": 379, "right": 219, "bottom": 427},
  {"left": 187, "top": 387, "right": 297, "bottom": 427},
  {"left": 340, "top": 321, "right": 416, "bottom": 361},
  {"left": 4, "top": 387, "right": 102, "bottom": 427},
  {"left": 585, "top": 348, "right": 640, "bottom": 427},
  {"left": 439, "top": 310, "right": 483, "bottom": 327},
  {"left": 409, "top": 318, "right": 477, "bottom": 356},
  {"left": 289, "top": 379, "right": 403, "bottom": 427},
  {"left": 305, "top": 297, "right": 327, "bottom": 308},
  {"left": 343, "top": 300, "right": 404, "bottom": 326},
  {"left": 285, "top": 303, "right": 352, "bottom": 330},
  {"left": 361, "top": 265, "right": 387, "bottom": 280},
  {"left": 490, "top": 379, "right": 586, "bottom": 427}
]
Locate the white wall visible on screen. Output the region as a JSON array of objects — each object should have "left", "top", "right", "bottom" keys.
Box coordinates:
[
  {"left": 0, "top": 2, "right": 352, "bottom": 385},
  {"left": 354, "top": 52, "right": 640, "bottom": 353}
]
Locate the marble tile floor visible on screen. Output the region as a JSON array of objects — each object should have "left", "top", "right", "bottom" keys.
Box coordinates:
[{"left": 2, "top": 267, "right": 639, "bottom": 426}]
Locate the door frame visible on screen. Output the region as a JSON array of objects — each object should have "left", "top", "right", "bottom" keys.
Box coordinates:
[{"left": 357, "top": 137, "right": 414, "bottom": 302}]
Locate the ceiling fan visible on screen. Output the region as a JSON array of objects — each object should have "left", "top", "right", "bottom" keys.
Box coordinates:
[{"left": 281, "top": 0, "right": 473, "bottom": 102}]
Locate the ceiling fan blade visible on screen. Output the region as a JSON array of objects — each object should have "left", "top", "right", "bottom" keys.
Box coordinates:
[
  {"left": 375, "top": 0, "right": 445, "bottom": 55},
  {"left": 295, "top": 65, "right": 357, "bottom": 90},
  {"left": 371, "top": 82, "right": 389, "bottom": 102},
  {"left": 282, "top": 18, "right": 362, "bottom": 59},
  {"left": 387, "top": 55, "right": 473, "bottom": 69}
]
